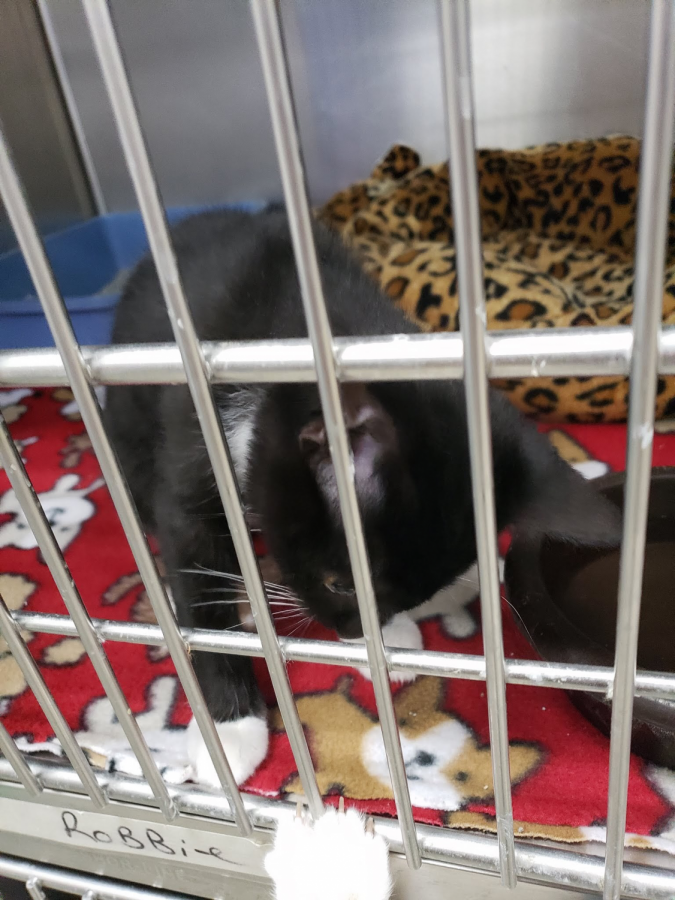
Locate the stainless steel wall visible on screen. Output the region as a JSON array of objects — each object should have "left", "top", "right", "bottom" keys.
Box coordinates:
[
  {"left": 0, "top": 0, "right": 94, "bottom": 251},
  {"left": 11, "top": 0, "right": 653, "bottom": 217}
]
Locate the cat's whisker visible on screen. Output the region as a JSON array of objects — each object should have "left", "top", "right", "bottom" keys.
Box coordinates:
[
  {"left": 181, "top": 565, "right": 244, "bottom": 580},
  {"left": 180, "top": 566, "right": 300, "bottom": 601},
  {"left": 183, "top": 566, "right": 298, "bottom": 596},
  {"left": 200, "top": 588, "right": 245, "bottom": 596},
  {"left": 191, "top": 598, "right": 294, "bottom": 608},
  {"left": 278, "top": 606, "right": 307, "bottom": 619},
  {"left": 216, "top": 571, "right": 295, "bottom": 597},
  {"left": 214, "top": 621, "right": 255, "bottom": 632},
  {"left": 274, "top": 616, "right": 304, "bottom": 628},
  {"left": 286, "top": 615, "right": 314, "bottom": 637},
  {"left": 285, "top": 617, "right": 313, "bottom": 637},
  {"left": 502, "top": 593, "right": 536, "bottom": 645},
  {"left": 262, "top": 594, "right": 301, "bottom": 604},
  {"left": 272, "top": 610, "right": 306, "bottom": 623},
  {"left": 191, "top": 600, "right": 242, "bottom": 608},
  {"left": 199, "top": 586, "right": 297, "bottom": 605}
]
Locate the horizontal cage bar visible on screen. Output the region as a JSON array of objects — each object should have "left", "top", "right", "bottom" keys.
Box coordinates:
[
  {"left": 1, "top": 765, "right": 675, "bottom": 900},
  {"left": 1, "top": 326, "right": 675, "bottom": 387},
  {"left": 12, "top": 610, "right": 675, "bottom": 701},
  {"left": 0, "top": 854, "right": 199, "bottom": 900}
]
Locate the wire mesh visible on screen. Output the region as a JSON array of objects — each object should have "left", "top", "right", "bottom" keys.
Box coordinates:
[
  {"left": 1, "top": 326, "right": 675, "bottom": 388},
  {"left": 0, "top": 0, "right": 672, "bottom": 893}
]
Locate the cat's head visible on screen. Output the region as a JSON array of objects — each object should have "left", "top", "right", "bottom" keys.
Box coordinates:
[{"left": 248, "top": 380, "right": 621, "bottom": 638}]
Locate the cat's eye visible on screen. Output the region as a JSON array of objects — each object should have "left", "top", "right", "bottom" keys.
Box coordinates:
[{"left": 324, "top": 575, "right": 356, "bottom": 596}]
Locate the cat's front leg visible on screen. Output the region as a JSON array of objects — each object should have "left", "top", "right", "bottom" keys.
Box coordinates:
[
  {"left": 186, "top": 648, "right": 269, "bottom": 787},
  {"left": 157, "top": 508, "right": 269, "bottom": 788}
]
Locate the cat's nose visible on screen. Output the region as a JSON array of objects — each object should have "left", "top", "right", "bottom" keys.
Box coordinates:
[{"left": 334, "top": 612, "right": 363, "bottom": 640}]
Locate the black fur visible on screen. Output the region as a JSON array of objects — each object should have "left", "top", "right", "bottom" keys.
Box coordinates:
[{"left": 105, "top": 208, "right": 621, "bottom": 724}]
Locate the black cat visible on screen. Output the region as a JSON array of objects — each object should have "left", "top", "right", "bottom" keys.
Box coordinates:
[{"left": 104, "top": 207, "right": 620, "bottom": 785}]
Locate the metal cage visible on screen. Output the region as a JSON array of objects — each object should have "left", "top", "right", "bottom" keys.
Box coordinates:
[{"left": 1, "top": 1, "right": 674, "bottom": 898}]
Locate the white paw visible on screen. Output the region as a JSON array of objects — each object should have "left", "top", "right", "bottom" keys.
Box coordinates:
[
  {"left": 265, "top": 806, "right": 392, "bottom": 900},
  {"left": 414, "top": 575, "right": 480, "bottom": 639},
  {"left": 409, "top": 559, "right": 507, "bottom": 641},
  {"left": 187, "top": 715, "right": 269, "bottom": 787},
  {"left": 443, "top": 607, "right": 477, "bottom": 639},
  {"left": 345, "top": 613, "right": 422, "bottom": 684},
  {"left": 572, "top": 459, "right": 610, "bottom": 480}
]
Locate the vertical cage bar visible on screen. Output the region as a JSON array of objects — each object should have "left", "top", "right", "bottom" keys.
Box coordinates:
[
  {"left": 26, "top": 879, "right": 48, "bottom": 900},
  {"left": 0, "top": 589, "right": 106, "bottom": 807},
  {"left": 0, "top": 411, "right": 177, "bottom": 819},
  {"left": 0, "top": 720, "right": 41, "bottom": 795},
  {"left": 250, "top": 0, "right": 421, "bottom": 869},
  {"left": 0, "top": 126, "right": 251, "bottom": 834},
  {"left": 603, "top": 2, "right": 675, "bottom": 898},
  {"left": 438, "top": 0, "right": 517, "bottom": 887},
  {"left": 81, "top": 0, "right": 323, "bottom": 820}
]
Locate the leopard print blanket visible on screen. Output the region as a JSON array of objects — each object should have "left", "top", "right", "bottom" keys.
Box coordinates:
[{"left": 318, "top": 136, "right": 675, "bottom": 423}]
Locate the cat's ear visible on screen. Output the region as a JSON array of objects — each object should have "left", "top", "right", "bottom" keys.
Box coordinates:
[
  {"left": 514, "top": 451, "right": 622, "bottom": 547},
  {"left": 299, "top": 384, "right": 398, "bottom": 517}
]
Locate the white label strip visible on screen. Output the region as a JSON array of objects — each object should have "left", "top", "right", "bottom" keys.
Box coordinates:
[{"left": 0, "top": 796, "right": 261, "bottom": 873}]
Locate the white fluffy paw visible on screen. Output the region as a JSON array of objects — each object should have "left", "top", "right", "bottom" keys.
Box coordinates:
[
  {"left": 265, "top": 803, "right": 392, "bottom": 900},
  {"left": 187, "top": 715, "right": 269, "bottom": 787},
  {"left": 346, "top": 613, "right": 422, "bottom": 684},
  {"left": 410, "top": 565, "right": 481, "bottom": 639},
  {"left": 443, "top": 607, "right": 477, "bottom": 639}
]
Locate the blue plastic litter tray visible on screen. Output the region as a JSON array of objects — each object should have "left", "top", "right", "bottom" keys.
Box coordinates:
[{"left": 0, "top": 203, "right": 264, "bottom": 350}]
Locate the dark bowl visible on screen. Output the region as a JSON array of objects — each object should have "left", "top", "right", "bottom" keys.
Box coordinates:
[{"left": 504, "top": 467, "right": 675, "bottom": 767}]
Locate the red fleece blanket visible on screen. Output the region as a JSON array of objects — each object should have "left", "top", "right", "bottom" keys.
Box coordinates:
[{"left": 1, "top": 386, "right": 674, "bottom": 852}]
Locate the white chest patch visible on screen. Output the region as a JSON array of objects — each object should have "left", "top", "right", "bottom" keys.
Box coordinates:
[{"left": 219, "top": 388, "right": 264, "bottom": 489}]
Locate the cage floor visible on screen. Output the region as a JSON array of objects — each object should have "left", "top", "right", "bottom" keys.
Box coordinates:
[{"left": 1, "top": 385, "right": 674, "bottom": 854}]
